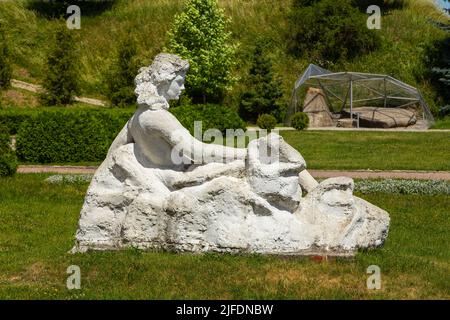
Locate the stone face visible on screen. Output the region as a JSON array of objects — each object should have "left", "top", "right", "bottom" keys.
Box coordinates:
[{"left": 72, "top": 53, "right": 390, "bottom": 256}]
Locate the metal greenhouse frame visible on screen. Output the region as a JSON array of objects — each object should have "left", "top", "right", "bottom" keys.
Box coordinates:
[{"left": 287, "top": 64, "right": 434, "bottom": 127}]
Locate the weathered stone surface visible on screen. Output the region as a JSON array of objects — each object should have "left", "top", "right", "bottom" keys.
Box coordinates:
[
  {"left": 343, "top": 107, "right": 417, "bottom": 128},
  {"left": 336, "top": 118, "right": 356, "bottom": 128},
  {"left": 72, "top": 53, "right": 390, "bottom": 256},
  {"left": 303, "top": 88, "right": 334, "bottom": 127}
]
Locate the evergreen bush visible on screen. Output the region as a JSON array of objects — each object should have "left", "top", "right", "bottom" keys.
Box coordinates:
[
  {"left": 0, "top": 22, "right": 12, "bottom": 90},
  {"left": 105, "top": 37, "right": 140, "bottom": 108},
  {"left": 239, "top": 43, "right": 285, "bottom": 123},
  {"left": 41, "top": 20, "right": 80, "bottom": 106},
  {"left": 291, "top": 112, "right": 309, "bottom": 130},
  {"left": 256, "top": 114, "right": 277, "bottom": 131},
  {"left": 425, "top": 35, "right": 450, "bottom": 115}
]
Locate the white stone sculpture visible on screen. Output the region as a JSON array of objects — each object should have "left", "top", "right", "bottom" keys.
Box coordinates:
[{"left": 72, "top": 53, "right": 389, "bottom": 256}]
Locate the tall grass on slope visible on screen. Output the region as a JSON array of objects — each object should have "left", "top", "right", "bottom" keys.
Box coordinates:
[
  {"left": 406, "top": 0, "right": 450, "bottom": 22},
  {"left": 0, "top": 0, "right": 447, "bottom": 110}
]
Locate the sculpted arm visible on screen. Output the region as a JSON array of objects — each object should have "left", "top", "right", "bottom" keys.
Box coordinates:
[{"left": 150, "top": 110, "right": 246, "bottom": 164}]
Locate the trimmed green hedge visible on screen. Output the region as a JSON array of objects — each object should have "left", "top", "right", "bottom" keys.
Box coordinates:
[
  {"left": 0, "top": 125, "right": 10, "bottom": 154},
  {"left": 0, "top": 125, "right": 17, "bottom": 177},
  {"left": 12, "top": 104, "right": 246, "bottom": 163},
  {"left": 0, "top": 109, "right": 34, "bottom": 134},
  {"left": 16, "top": 109, "right": 133, "bottom": 163},
  {"left": 169, "top": 104, "right": 246, "bottom": 135}
]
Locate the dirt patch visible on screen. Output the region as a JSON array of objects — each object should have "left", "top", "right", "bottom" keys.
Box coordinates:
[
  {"left": 2, "top": 88, "right": 39, "bottom": 108},
  {"left": 265, "top": 268, "right": 309, "bottom": 284},
  {"left": 22, "top": 262, "right": 47, "bottom": 282},
  {"left": 17, "top": 68, "right": 31, "bottom": 79}
]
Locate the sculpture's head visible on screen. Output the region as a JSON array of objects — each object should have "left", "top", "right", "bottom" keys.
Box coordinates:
[
  {"left": 149, "top": 53, "right": 189, "bottom": 100},
  {"left": 135, "top": 53, "right": 189, "bottom": 110}
]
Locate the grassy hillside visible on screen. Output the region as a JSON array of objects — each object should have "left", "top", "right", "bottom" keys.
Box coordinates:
[{"left": 0, "top": 0, "right": 448, "bottom": 112}]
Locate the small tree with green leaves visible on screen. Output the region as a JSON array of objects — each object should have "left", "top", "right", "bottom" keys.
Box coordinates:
[
  {"left": 105, "top": 37, "right": 140, "bottom": 107},
  {"left": 0, "top": 22, "right": 12, "bottom": 90},
  {"left": 239, "top": 43, "right": 285, "bottom": 122},
  {"left": 166, "top": 0, "right": 237, "bottom": 103},
  {"left": 41, "top": 21, "right": 80, "bottom": 106}
]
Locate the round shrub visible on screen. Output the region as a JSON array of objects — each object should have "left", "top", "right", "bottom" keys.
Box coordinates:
[
  {"left": 0, "top": 152, "right": 18, "bottom": 177},
  {"left": 169, "top": 104, "right": 246, "bottom": 135},
  {"left": 256, "top": 114, "right": 277, "bottom": 131},
  {"left": 291, "top": 112, "right": 309, "bottom": 130}
]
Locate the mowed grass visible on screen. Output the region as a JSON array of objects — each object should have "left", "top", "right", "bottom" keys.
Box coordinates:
[
  {"left": 0, "top": 174, "right": 448, "bottom": 299},
  {"left": 280, "top": 131, "right": 450, "bottom": 171},
  {"left": 432, "top": 117, "right": 450, "bottom": 129},
  {"left": 15, "top": 130, "right": 450, "bottom": 171}
]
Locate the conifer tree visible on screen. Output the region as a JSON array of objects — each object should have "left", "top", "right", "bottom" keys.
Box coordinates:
[
  {"left": 41, "top": 20, "right": 80, "bottom": 106},
  {"left": 0, "top": 22, "right": 12, "bottom": 90},
  {"left": 239, "top": 43, "right": 284, "bottom": 122},
  {"left": 105, "top": 37, "right": 140, "bottom": 107}
]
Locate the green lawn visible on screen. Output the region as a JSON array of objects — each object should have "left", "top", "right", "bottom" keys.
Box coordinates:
[
  {"left": 0, "top": 174, "right": 448, "bottom": 299},
  {"left": 280, "top": 131, "right": 450, "bottom": 171},
  {"left": 17, "top": 131, "right": 450, "bottom": 172},
  {"left": 432, "top": 117, "right": 450, "bottom": 129}
]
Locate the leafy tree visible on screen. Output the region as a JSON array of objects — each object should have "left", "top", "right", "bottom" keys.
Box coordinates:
[
  {"left": 41, "top": 20, "right": 80, "bottom": 106},
  {"left": 166, "top": 0, "right": 237, "bottom": 103},
  {"left": 0, "top": 22, "right": 12, "bottom": 90},
  {"left": 105, "top": 37, "right": 140, "bottom": 107},
  {"left": 288, "top": 0, "right": 380, "bottom": 65},
  {"left": 239, "top": 43, "right": 285, "bottom": 122}
]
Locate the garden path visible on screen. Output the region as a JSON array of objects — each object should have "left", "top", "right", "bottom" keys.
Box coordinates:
[
  {"left": 17, "top": 165, "right": 450, "bottom": 180},
  {"left": 11, "top": 79, "right": 106, "bottom": 107}
]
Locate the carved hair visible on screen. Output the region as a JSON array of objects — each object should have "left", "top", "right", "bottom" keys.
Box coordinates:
[
  {"left": 134, "top": 53, "right": 189, "bottom": 110},
  {"left": 149, "top": 53, "right": 189, "bottom": 84}
]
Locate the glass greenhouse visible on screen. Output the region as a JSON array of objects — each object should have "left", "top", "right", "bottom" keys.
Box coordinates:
[{"left": 287, "top": 64, "right": 434, "bottom": 128}]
